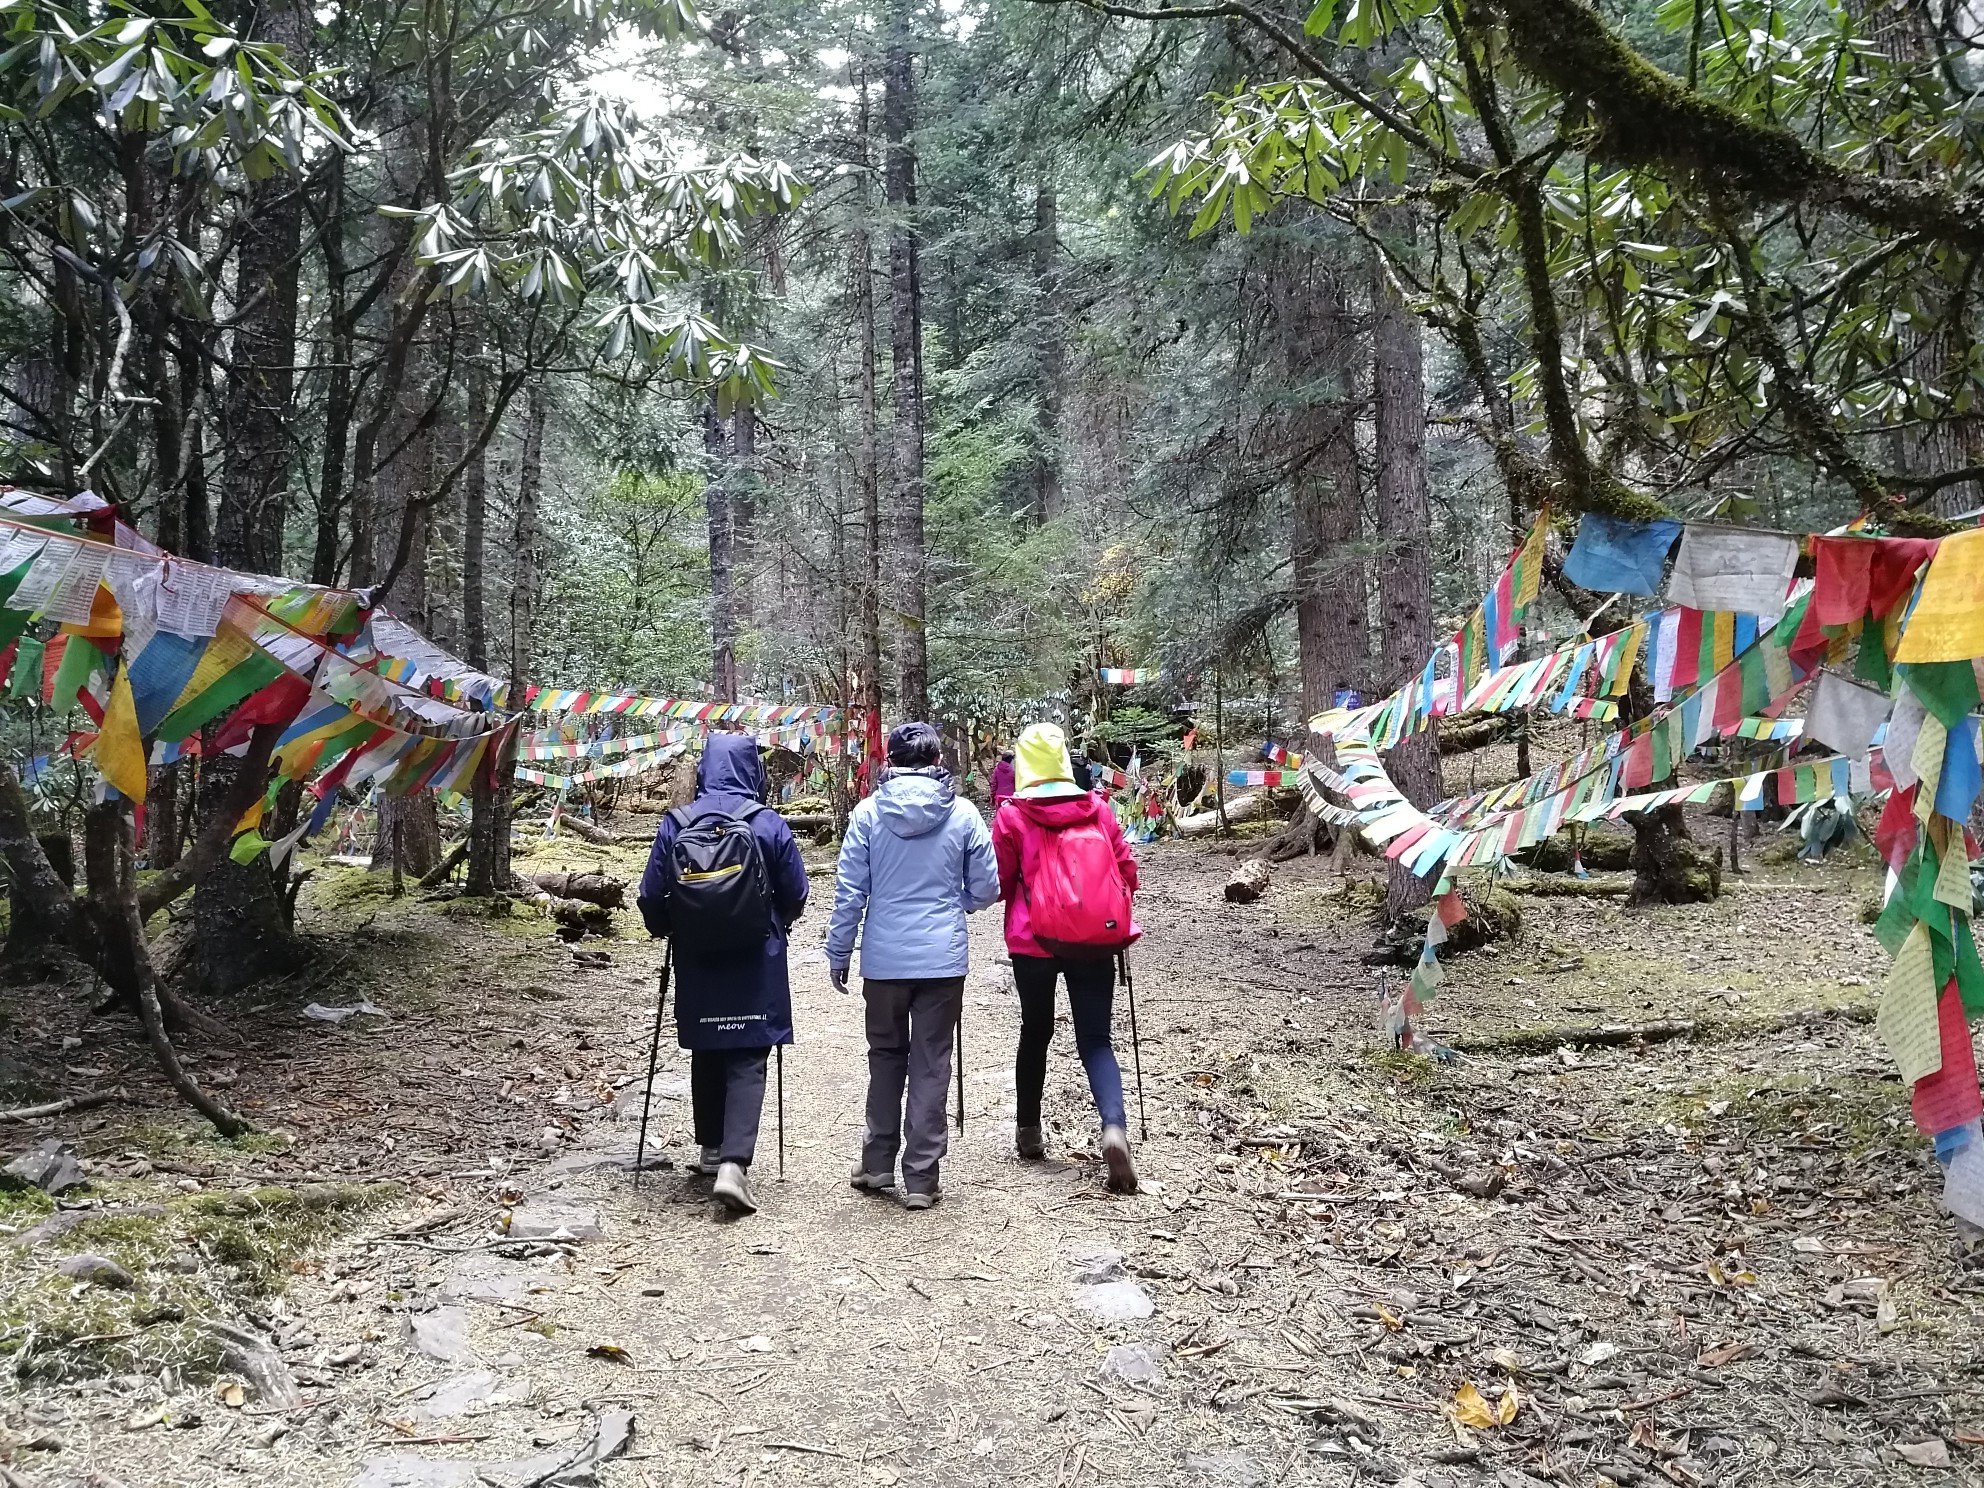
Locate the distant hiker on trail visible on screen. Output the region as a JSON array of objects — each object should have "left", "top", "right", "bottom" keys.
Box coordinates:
[
  {"left": 827, "top": 721, "right": 1000, "bottom": 1211},
  {"left": 990, "top": 749, "right": 1015, "bottom": 813},
  {"left": 636, "top": 733, "right": 810, "bottom": 1216},
  {"left": 993, "top": 722, "right": 1142, "bottom": 1194}
]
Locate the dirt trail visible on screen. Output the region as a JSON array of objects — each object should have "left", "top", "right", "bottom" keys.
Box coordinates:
[{"left": 6, "top": 838, "right": 1984, "bottom": 1488}]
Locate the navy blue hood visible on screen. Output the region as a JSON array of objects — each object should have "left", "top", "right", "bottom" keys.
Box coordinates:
[{"left": 696, "top": 733, "right": 767, "bottom": 801}]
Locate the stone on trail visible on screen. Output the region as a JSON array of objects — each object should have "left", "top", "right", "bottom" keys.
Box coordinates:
[
  {"left": 406, "top": 1306, "right": 474, "bottom": 1363},
  {"left": 350, "top": 1456, "right": 482, "bottom": 1488},
  {"left": 1068, "top": 1247, "right": 1127, "bottom": 1285},
  {"left": 1186, "top": 1450, "right": 1264, "bottom": 1486},
  {"left": 505, "top": 1200, "right": 604, "bottom": 1243},
  {"left": 56, "top": 1252, "right": 133, "bottom": 1288},
  {"left": 1101, "top": 1341, "right": 1164, "bottom": 1385},
  {"left": 442, "top": 1256, "right": 561, "bottom": 1305},
  {"left": 610, "top": 1076, "right": 687, "bottom": 1121},
  {"left": 5, "top": 1137, "right": 86, "bottom": 1195},
  {"left": 480, "top": 1407, "right": 635, "bottom": 1488},
  {"left": 1076, "top": 1279, "right": 1154, "bottom": 1321},
  {"left": 411, "top": 1370, "right": 532, "bottom": 1423}
]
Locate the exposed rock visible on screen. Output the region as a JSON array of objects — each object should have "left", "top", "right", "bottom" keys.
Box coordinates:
[
  {"left": 56, "top": 1252, "right": 133, "bottom": 1288},
  {"left": 411, "top": 1370, "right": 532, "bottom": 1424},
  {"left": 1102, "top": 1341, "right": 1165, "bottom": 1384},
  {"left": 349, "top": 1456, "right": 482, "bottom": 1488},
  {"left": 5, "top": 1138, "right": 86, "bottom": 1195},
  {"left": 1187, "top": 1450, "right": 1264, "bottom": 1486},
  {"left": 406, "top": 1306, "right": 474, "bottom": 1363},
  {"left": 1075, "top": 1280, "right": 1154, "bottom": 1321},
  {"left": 505, "top": 1201, "right": 604, "bottom": 1243}
]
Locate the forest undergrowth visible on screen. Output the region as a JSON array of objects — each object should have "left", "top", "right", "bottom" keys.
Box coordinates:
[{"left": 2, "top": 834, "right": 1980, "bottom": 1488}]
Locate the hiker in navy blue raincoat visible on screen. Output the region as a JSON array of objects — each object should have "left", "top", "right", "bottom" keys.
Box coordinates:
[{"left": 637, "top": 733, "right": 809, "bottom": 1213}]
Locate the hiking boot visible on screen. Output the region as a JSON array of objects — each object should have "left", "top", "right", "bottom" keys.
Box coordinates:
[
  {"left": 695, "top": 1146, "right": 722, "bottom": 1176},
  {"left": 849, "top": 1163, "right": 896, "bottom": 1193},
  {"left": 712, "top": 1162, "right": 757, "bottom": 1214},
  {"left": 1015, "top": 1124, "right": 1046, "bottom": 1160},
  {"left": 902, "top": 1187, "right": 942, "bottom": 1212},
  {"left": 1099, "top": 1125, "right": 1138, "bottom": 1195}
]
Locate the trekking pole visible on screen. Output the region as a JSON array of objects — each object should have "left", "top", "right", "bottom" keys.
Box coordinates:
[
  {"left": 633, "top": 942, "right": 673, "bottom": 1189},
  {"left": 1120, "top": 951, "right": 1148, "bottom": 1142},
  {"left": 954, "top": 998, "right": 966, "bottom": 1134},
  {"left": 775, "top": 1044, "right": 786, "bottom": 1181}
]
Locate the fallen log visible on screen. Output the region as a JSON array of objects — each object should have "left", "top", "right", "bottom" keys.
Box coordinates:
[
  {"left": 1176, "top": 792, "right": 1265, "bottom": 837},
  {"left": 776, "top": 813, "right": 834, "bottom": 830},
  {"left": 0, "top": 1089, "right": 125, "bottom": 1123},
  {"left": 417, "top": 842, "right": 468, "bottom": 890},
  {"left": 1500, "top": 874, "right": 1633, "bottom": 898},
  {"left": 528, "top": 871, "right": 626, "bottom": 909},
  {"left": 558, "top": 815, "right": 616, "bottom": 846},
  {"left": 1225, "top": 858, "right": 1272, "bottom": 902}
]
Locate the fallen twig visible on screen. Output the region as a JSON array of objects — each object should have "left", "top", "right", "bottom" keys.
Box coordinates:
[{"left": 0, "top": 1089, "right": 125, "bottom": 1122}]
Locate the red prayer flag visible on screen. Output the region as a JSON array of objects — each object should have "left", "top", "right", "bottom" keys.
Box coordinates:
[{"left": 1912, "top": 980, "right": 1984, "bottom": 1134}]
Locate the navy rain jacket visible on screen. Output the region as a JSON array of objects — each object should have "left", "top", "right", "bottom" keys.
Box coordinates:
[{"left": 637, "top": 734, "right": 810, "bottom": 1049}]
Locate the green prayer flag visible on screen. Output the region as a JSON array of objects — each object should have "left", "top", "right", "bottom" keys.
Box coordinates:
[
  {"left": 1897, "top": 660, "right": 1980, "bottom": 730},
  {"left": 6, "top": 634, "right": 43, "bottom": 701},
  {"left": 229, "top": 829, "right": 272, "bottom": 866},
  {"left": 47, "top": 634, "right": 102, "bottom": 715},
  {"left": 154, "top": 651, "right": 283, "bottom": 743}
]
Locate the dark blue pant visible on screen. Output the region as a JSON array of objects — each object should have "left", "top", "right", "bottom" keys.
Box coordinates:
[
  {"left": 690, "top": 1048, "right": 768, "bottom": 1167},
  {"left": 1013, "top": 954, "right": 1125, "bottom": 1129}
]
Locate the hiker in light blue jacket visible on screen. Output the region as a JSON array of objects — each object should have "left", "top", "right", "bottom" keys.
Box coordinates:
[{"left": 827, "top": 721, "right": 1000, "bottom": 1208}]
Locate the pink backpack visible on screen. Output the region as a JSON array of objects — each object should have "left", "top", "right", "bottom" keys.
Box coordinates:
[{"left": 1026, "top": 816, "right": 1136, "bottom": 959}]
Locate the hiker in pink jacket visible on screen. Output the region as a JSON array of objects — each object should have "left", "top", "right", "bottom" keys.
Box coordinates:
[{"left": 990, "top": 723, "right": 1141, "bottom": 1193}]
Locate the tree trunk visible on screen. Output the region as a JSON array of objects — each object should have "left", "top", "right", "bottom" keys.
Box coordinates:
[
  {"left": 1031, "top": 181, "right": 1064, "bottom": 523},
  {"left": 190, "top": 747, "right": 306, "bottom": 996},
  {"left": 146, "top": 762, "right": 183, "bottom": 868},
  {"left": 0, "top": 765, "right": 77, "bottom": 955},
  {"left": 467, "top": 380, "right": 546, "bottom": 895},
  {"left": 1285, "top": 257, "right": 1368, "bottom": 728},
  {"left": 884, "top": 12, "right": 929, "bottom": 721},
  {"left": 371, "top": 793, "right": 441, "bottom": 878},
  {"left": 706, "top": 398, "right": 739, "bottom": 702},
  {"left": 462, "top": 350, "right": 489, "bottom": 670},
  {"left": 732, "top": 402, "right": 757, "bottom": 652},
  {"left": 1371, "top": 239, "right": 1441, "bottom": 921},
  {"left": 88, "top": 803, "right": 248, "bottom": 1136},
  {"left": 853, "top": 72, "right": 885, "bottom": 739},
  {"left": 1625, "top": 804, "right": 1722, "bottom": 905},
  {"left": 312, "top": 152, "right": 353, "bottom": 587},
  {"left": 214, "top": 2, "right": 305, "bottom": 573}
]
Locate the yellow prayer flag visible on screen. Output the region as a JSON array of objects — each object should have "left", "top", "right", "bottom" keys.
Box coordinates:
[
  {"left": 1895, "top": 529, "right": 1984, "bottom": 662},
  {"left": 1878, "top": 922, "right": 1943, "bottom": 1084},
  {"left": 93, "top": 663, "right": 147, "bottom": 804}
]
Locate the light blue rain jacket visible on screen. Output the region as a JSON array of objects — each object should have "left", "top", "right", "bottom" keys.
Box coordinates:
[{"left": 825, "top": 767, "right": 1000, "bottom": 980}]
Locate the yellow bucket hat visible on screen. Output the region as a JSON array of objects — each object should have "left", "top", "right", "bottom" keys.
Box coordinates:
[{"left": 1014, "top": 723, "right": 1082, "bottom": 798}]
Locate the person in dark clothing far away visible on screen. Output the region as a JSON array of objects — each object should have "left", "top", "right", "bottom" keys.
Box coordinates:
[
  {"left": 827, "top": 722, "right": 1000, "bottom": 1209},
  {"left": 636, "top": 733, "right": 810, "bottom": 1215},
  {"left": 990, "top": 750, "right": 1015, "bottom": 813},
  {"left": 992, "top": 722, "right": 1141, "bottom": 1194}
]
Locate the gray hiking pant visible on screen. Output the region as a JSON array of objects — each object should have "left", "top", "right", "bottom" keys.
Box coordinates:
[
  {"left": 861, "top": 977, "right": 963, "bottom": 1193},
  {"left": 690, "top": 1047, "right": 768, "bottom": 1167}
]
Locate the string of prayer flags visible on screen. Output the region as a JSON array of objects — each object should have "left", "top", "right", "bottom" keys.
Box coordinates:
[
  {"left": 1665, "top": 523, "right": 1801, "bottom": 622},
  {"left": 1728, "top": 714, "right": 1804, "bottom": 742},
  {"left": 1227, "top": 769, "right": 1291, "bottom": 787},
  {"left": 1562, "top": 513, "right": 1682, "bottom": 595},
  {"left": 1450, "top": 509, "right": 1548, "bottom": 690},
  {"left": 1098, "top": 667, "right": 1159, "bottom": 685},
  {"left": 1263, "top": 741, "right": 1304, "bottom": 769}
]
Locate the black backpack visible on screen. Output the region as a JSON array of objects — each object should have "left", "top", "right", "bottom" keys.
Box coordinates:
[{"left": 665, "top": 802, "right": 773, "bottom": 952}]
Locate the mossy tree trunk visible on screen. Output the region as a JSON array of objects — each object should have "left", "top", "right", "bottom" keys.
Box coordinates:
[{"left": 1624, "top": 804, "right": 1722, "bottom": 905}]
